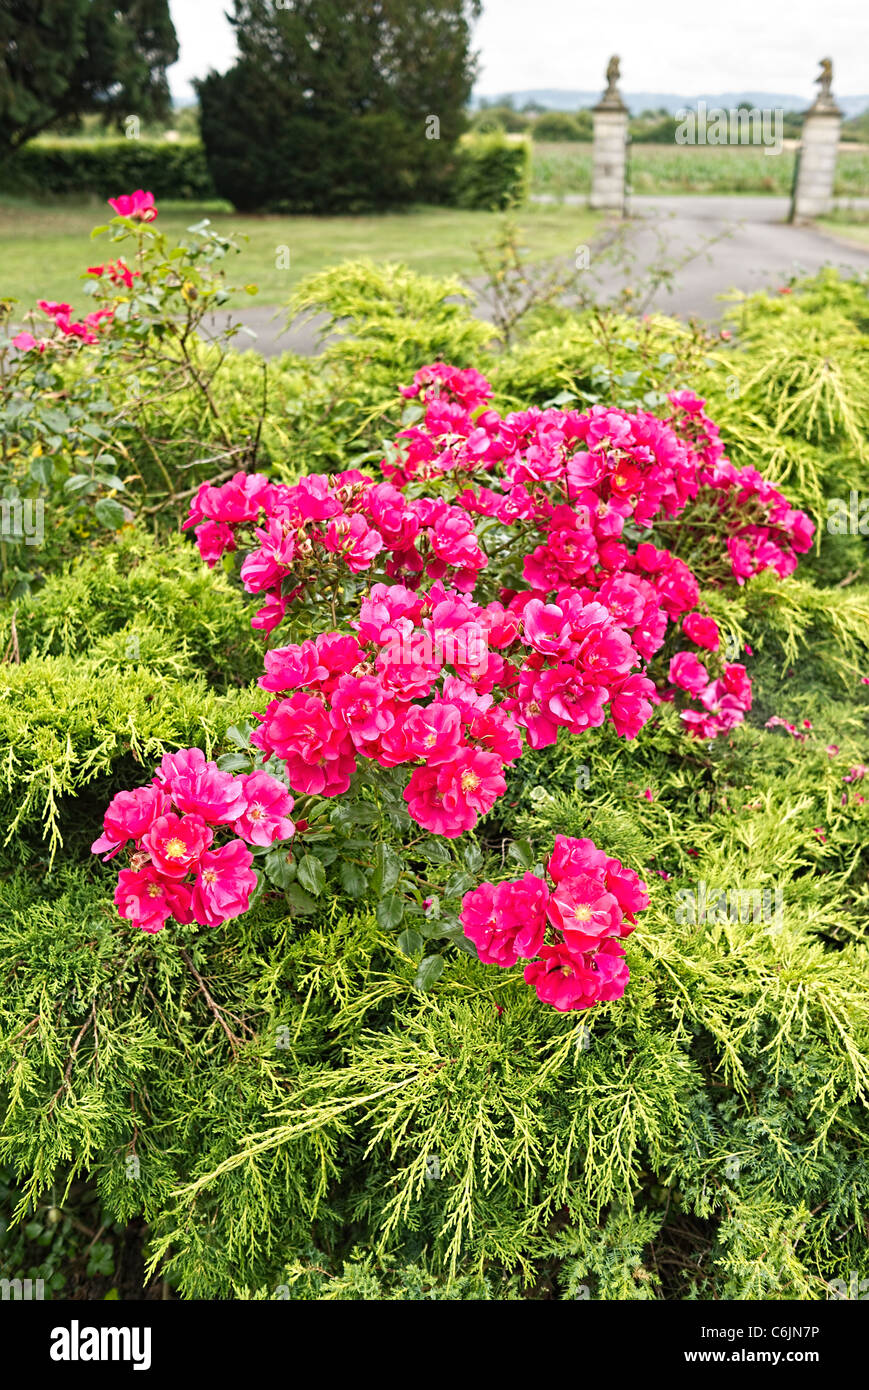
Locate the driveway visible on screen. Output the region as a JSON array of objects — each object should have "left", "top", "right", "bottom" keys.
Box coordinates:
[
  {"left": 599, "top": 194, "right": 869, "bottom": 320},
  {"left": 212, "top": 195, "right": 869, "bottom": 357}
]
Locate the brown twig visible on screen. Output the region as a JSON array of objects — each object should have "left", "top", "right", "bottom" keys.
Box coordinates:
[
  {"left": 49, "top": 1001, "right": 96, "bottom": 1112},
  {"left": 7, "top": 1013, "right": 40, "bottom": 1043},
  {"left": 2, "top": 613, "right": 20, "bottom": 665},
  {"left": 180, "top": 950, "right": 241, "bottom": 1056}
]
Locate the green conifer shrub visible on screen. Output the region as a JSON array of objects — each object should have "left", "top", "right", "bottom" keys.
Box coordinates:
[
  {"left": 1, "top": 529, "right": 262, "bottom": 688},
  {"left": 1, "top": 254, "right": 867, "bottom": 1302},
  {"left": 0, "top": 656, "right": 254, "bottom": 862}
]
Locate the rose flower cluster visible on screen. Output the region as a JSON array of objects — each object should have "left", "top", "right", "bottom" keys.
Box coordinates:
[
  {"left": 461, "top": 835, "right": 648, "bottom": 1012},
  {"left": 394, "top": 364, "right": 812, "bottom": 589},
  {"left": 248, "top": 572, "right": 654, "bottom": 837},
  {"left": 177, "top": 362, "right": 816, "bottom": 851},
  {"left": 380, "top": 363, "right": 812, "bottom": 737},
  {"left": 183, "top": 467, "right": 488, "bottom": 633},
  {"left": 94, "top": 357, "right": 814, "bottom": 1014},
  {"left": 12, "top": 192, "right": 158, "bottom": 355},
  {"left": 12, "top": 298, "right": 115, "bottom": 353},
  {"left": 92, "top": 748, "right": 294, "bottom": 933},
  {"left": 667, "top": 391, "right": 814, "bottom": 582}
]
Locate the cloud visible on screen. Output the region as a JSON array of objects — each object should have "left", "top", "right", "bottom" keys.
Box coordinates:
[
  {"left": 165, "top": 0, "right": 869, "bottom": 107},
  {"left": 167, "top": 0, "right": 238, "bottom": 103},
  {"left": 472, "top": 0, "right": 869, "bottom": 98}
]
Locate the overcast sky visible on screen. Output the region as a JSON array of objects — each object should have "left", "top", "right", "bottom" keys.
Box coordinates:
[{"left": 167, "top": 0, "right": 869, "bottom": 103}]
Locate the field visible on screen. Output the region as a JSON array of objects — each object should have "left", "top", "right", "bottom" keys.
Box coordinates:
[
  {"left": 531, "top": 142, "right": 869, "bottom": 199},
  {"left": 0, "top": 197, "right": 600, "bottom": 311}
]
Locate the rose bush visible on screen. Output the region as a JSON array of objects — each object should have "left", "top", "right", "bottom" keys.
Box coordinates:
[
  {"left": 1, "top": 187, "right": 265, "bottom": 600},
  {"left": 74, "top": 261, "right": 815, "bottom": 1012},
  {"left": 2, "top": 202, "right": 868, "bottom": 1301}
]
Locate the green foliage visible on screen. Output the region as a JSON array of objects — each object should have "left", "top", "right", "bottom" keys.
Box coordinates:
[
  {"left": 1, "top": 255, "right": 868, "bottom": 1301},
  {"left": 197, "top": 0, "right": 480, "bottom": 213},
  {"left": 1, "top": 528, "right": 262, "bottom": 688},
  {"left": 288, "top": 261, "right": 492, "bottom": 375},
  {"left": 0, "top": 655, "right": 253, "bottom": 860},
  {"left": 707, "top": 568, "right": 869, "bottom": 676},
  {"left": 62, "top": 338, "right": 304, "bottom": 499},
  {"left": 0, "top": 1, "right": 178, "bottom": 158},
  {"left": 628, "top": 112, "right": 681, "bottom": 143},
  {"left": 0, "top": 138, "right": 214, "bottom": 200},
  {"left": 723, "top": 279, "right": 869, "bottom": 452},
  {"left": 284, "top": 261, "right": 493, "bottom": 457},
  {"left": 0, "top": 1163, "right": 135, "bottom": 1298},
  {"left": 470, "top": 104, "right": 532, "bottom": 136},
  {"left": 452, "top": 132, "right": 531, "bottom": 210},
  {"left": 265, "top": 1256, "right": 500, "bottom": 1300},
  {"left": 0, "top": 310, "right": 134, "bottom": 600},
  {"left": 488, "top": 310, "right": 714, "bottom": 410},
  {"left": 691, "top": 270, "right": 869, "bottom": 533},
  {"left": 531, "top": 111, "right": 591, "bottom": 143},
  {"left": 1, "top": 198, "right": 277, "bottom": 597}
]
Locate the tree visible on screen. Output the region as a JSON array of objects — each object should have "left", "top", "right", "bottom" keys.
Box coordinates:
[
  {"left": 197, "top": 0, "right": 480, "bottom": 213},
  {"left": 531, "top": 111, "right": 584, "bottom": 142},
  {"left": 471, "top": 104, "right": 530, "bottom": 135},
  {"left": 0, "top": 0, "right": 178, "bottom": 158}
]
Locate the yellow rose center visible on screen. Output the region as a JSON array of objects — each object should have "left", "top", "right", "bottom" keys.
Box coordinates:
[
  {"left": 164, "top": 837, "right": 186, "bottom": 858},
  {"left": 573, "top": 904, "right": 592, "bottom": 922}
]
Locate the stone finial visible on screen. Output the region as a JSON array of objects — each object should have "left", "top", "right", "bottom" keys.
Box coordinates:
[
  {"left": 808, "top": 56, "right": 841, "bottom": 115},
  {"left": 595, "top": 55, "right": 627, "bottom": 112},
  {"left": 791, "top": 57, "right": 843, "bottom": 220},
  {"left": 590, "top": 56, "right": 629, "bottom": 212}
]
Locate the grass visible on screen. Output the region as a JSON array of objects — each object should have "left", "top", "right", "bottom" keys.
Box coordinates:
[
  {"left": 817, "top": 213, "right": 869, "bottom": 247},
  {"left": 531, "top": 142, "right": 869, "bottom": 199},
  {"left": 0, "top": 198, "right": 601, "bottom": 311}
]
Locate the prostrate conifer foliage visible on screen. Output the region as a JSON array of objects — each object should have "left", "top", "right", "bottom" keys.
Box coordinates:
[{"left": 0, "top": 209, "right": 867, "bottom": 1299}]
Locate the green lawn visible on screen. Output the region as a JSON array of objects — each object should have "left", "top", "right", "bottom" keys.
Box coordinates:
[
  {"left": 0, "top": 198, "right": 601, "bottom": 311},
  {"left": 817, "top": 216, "right": 869, "bottom": 247}
]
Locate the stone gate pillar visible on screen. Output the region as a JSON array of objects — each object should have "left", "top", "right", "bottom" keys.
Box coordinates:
[
  {"left": 791, "top": 58, "right": 842, "bottom": 222},
  {"left": 590, "top": 55, "right": 629, "bottom": 214}
]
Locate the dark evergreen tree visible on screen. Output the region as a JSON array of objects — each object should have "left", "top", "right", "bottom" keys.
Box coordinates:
[
  {"left": 0, "top": 0, "right": 178, "bottom": 157},
  {"left": 197, "top": 0, "right": 480, "bottom": 212}
]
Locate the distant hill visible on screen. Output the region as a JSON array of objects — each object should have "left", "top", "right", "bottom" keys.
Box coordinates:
[{"left": 474, "top": 89, "right": 869, "bottom": 119}]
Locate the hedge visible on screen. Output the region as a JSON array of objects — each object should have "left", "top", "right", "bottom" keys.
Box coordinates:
[
  {"left": 1, "top": 133, "right": 529, "bottom": 213},
  {"left": 2, "top": 529, "right": 262, "bottom": 690},
  {"left": 452, "top": 132, "right": 532, "bottom": 210},
  {"left": 0, "top": 139, "right": 215, "bottom": 201}
]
